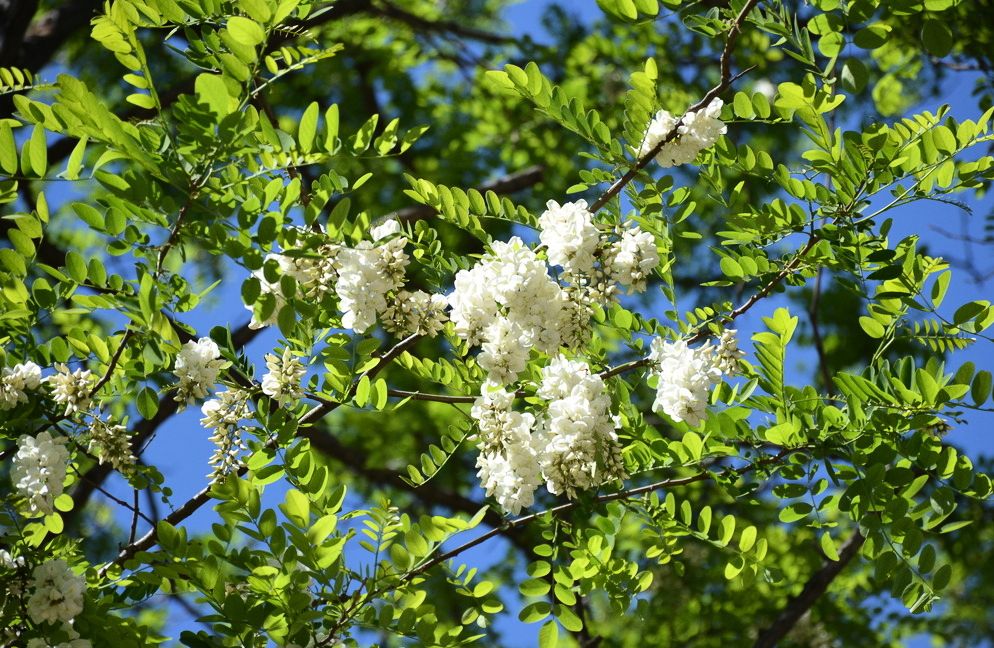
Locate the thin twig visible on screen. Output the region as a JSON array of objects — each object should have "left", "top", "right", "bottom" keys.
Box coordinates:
[{"left": 588, "top": 0, "right": 761, "bottom": 213}]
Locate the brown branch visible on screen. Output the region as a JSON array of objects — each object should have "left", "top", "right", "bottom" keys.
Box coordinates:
[
  {"left": 753, "top": 531, "right": 865, "bottom": 648},
  {"left": 369, "top": 448, "right": 799, "bottom": 599},
  {"left": 588, "top": 0, "right": 760, "bottom": 213},
  {"left": 373, "top": 0, "right": 515, "bottom": 46}
]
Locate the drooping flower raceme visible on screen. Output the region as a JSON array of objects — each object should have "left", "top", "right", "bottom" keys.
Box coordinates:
[
  {"left": 472, "top": 388, "right": 544, "bottom": 515},
  {"left": 0, "top": 361, "right": 43, "bottom": 410},
  {"left": 334, "top": 236, "right": 409, "bottom": 333},
  {"left": 535, "top": 356, "right": 626, "bottom": 498},
  {"left": 201, "top": 388, "right": 251, "bottom": 478},
  {"left": 11, "top": 431, "right": 69, "bottom": 516},
  {"left": 26, "top": 559, "right": 86, "bottom": 625},
  {"left": 261, "top": 348, "right": 306, "bottom": 405},
  {"left": 648, "top": 329, "right": 741, "bottom": 427},
  {"left": 638, "top": 98, "right": 726, "bottom": 167},
  {"left": 538, "top": 200, "right": 600, "bottom": 276},
  {"left": 26, "top": 624, "right": 91, "bottom": 648},
  {"left": 45, "top": 364, "right": 95, "bottom": 416},
  {"left": 606, "top": 226, "right": 660, "bottom": 293},
  {"left": 87, "top": 415, "right": 135, "bottom": 472},
  {"left": 382, "top": 290, "right": 449, "bottom": 337},
  {"left": 173, "top": 337, "right": 225, "bottom": 405},
  {"left": 448, "top": 237, "right": 583, "bottom": 384}
]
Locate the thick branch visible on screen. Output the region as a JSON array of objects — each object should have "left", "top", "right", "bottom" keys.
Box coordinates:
[{"left": 753, "top": 531, "right": 865, "bottom": 648}]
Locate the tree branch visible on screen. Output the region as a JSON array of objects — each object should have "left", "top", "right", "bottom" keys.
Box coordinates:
[
  {"left": 589, "top": 0, "right": 760, "bottom": 213},
  {"left": 753, "top": 531, "right": 865, "bottom": 648}
]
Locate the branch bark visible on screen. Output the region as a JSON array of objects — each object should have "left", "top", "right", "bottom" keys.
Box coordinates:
[{"left": 753, "top": 531, "right": 866, "bottom": 648}]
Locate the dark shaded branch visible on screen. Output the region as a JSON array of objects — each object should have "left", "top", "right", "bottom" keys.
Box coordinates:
[
  {"left": 373, "top": 0, "right": 515, "bottom": 46},
  {"left": 0, "top": 0, "right": 102, "bottom": 117},
  {"left": 384, "top": 165, "right": 545, "bottom": 224},
  {"left": 0, "top": 0, "right": 39, "bottom": 66},
  {"left": 753, "top": 531, "right": 865, "bottom": 648}
]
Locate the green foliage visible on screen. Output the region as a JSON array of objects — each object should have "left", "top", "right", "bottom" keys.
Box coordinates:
[{"left": 2, "top": 0, "right": 994, "bottom": 646}]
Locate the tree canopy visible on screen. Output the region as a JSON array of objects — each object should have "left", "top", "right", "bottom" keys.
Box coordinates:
[{"left": 2, "top": 0, "right": 994, "bottom": 646}]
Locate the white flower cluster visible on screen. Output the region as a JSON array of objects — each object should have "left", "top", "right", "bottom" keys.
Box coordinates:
[
  {"left": 472, "top": 357, "right": 626, "bottom": 514},
  {"left": 261, "top": 348, "right": 306, "bottom": 405},
  {"left": 173, "top": 337, "right": 225, "bottom": 405},
  {"left": 606, "top": 226, "right": 660, "bottom": 293},
  {"left": 383, "top": 290, "right": 449, "bottom": 337},
  {"left": 448, "top": 237, "right": 586, "bottom": 385},
  {"left": 537, "top": 200, "right": 660, "bottom": 300},
  {"left": 44, "top": 364, "right": 94, "bottom": 417},
  {"left": 27, "top": 626, "right": 91, "bottom": 648},
  {"left": 26, "top": 559, "right": 86, "bottom": 625},
  {"left": 637, "top": 98, "right": 726, "bottom": 168},
  {"left": 244, "top": 220, "right": 448, "bottom": 337},
  {"left": 86, "top": 415, "right": 135, "bottom": 472},
  {"left": 649, "top": 329, "right": 742, "bottom": 427},
  {"left": 201, "top": 388, "right": 251, "bottom": 478},
  {"left": 535, "top": 357, "right": 626, "bottom": 498},
  {"left": 473, "top": 388, "right": 544, "bottom": 515},
  {"left": 0, "top": 361, "right": 42, "bottom": 410},
  {"left": 539, "top": 200, "right": 600, "bottom": 276},
  {"left": 11, "top": 432, "right": 69, "bottom": 516}
]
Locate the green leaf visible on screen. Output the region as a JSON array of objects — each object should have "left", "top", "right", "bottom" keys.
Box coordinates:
[
  {"left": 0, "top": 122, "right": 17, "bottom": 174},
  {"left": 137, "top": 386, "right": 159, "bottom": 419},
  {"left": 519, "top": 601, "right": 552, "bottom": 623},
  {"left": 859, "top": 316, "right": 885, "bottom": 338},
  {"left": 922, "top": 19, "right": 953, "bottom": 57},
  {"left": 227, "top": 16, "right": 266, "bottom": 46},
  {"left": 280, "top": 489, "right": 309, "bottom": 526},
  {"left": 538, "top": 621, "right": 559, "bottom": 648},
  {"left": 820, "top": 531, "right": 840, "bottom": 561},
  {"left": 840, "top": 58, "right": 868, "bottom": 93},
  {"left": 195, "top": 73, "right": 231, "bottom": 117},
  {"left": 739, "top": 525, "right": 757, "bottom": 552},
  {"left": 971, "top": 370, "right": 992, "bottom": 406},
  {"left": 298, "top": 101, "right": 319, "bottom": 152}
]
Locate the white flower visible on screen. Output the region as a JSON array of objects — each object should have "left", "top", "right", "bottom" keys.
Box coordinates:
[
  {"left": 754, "top": 78, "right": 777, "bottom": 101},
  {"left": 382, "top": 290, "right": 449, "bottom": 337},
  {"left": 607, "top": 226, "right": 659, "bottom": 292},
  {"left": 648, "top": 337, "right": 721, "bottom": 427},
  {"left": 448, "top": 237, "right": 581, "bottom": 384},
  {"left": 535, "top": 357, "right": 625, "bottom": 498},
  {"left": 87, "top": 415, "right": 134, "bottom": 472},
  {"left": 471, "top": 387, "right": 543, "bottom": 515},
  {"left": 638, "top": 98, "right": 726, "bottom": 167},
  {"left": 335, "top": 237, "right": 409, "bottom": 333},
  {"left": 0, "top": 361, "right": 43, "bottom": 410},
  {"left": 45, "top": 364, "right": 94, "bottom": 416},
  {"left": 713, "top": 329, "right": 744, "bottom": 375},
  {"left": 0, "top": 549, "right": 25, "bottom": 569},
  {"left": 11, "top": 432, "right": 69, "bottom": 516},
  {"left": 538, "top": 200, "right": 600, "bottom": 276},
  {"left": 173, "top": 337, "right": 225, "bottom": 405},
  {"left": 26, "top": 623, "right": 91, "bottom": 648},
  {"left": 261, "top": 348, "right": 306, "bottom": 405},
  {"left": 201, "top": 388, "right": 251, "bottom": 478},
  {"left": 370, "top": 218, "right": 401, "bottom": 241},
  {"left": 26, "top": 559, "right": 86, "bottom": 624}
]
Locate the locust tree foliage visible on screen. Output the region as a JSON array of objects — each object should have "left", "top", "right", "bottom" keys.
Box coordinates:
[{"left": 2, "top": 0, "right": 994, "bottom": 646}]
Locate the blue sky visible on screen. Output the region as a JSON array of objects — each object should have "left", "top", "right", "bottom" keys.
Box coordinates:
[{"left": 48, "top": 1, "right": 994, "bottom": 645}]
